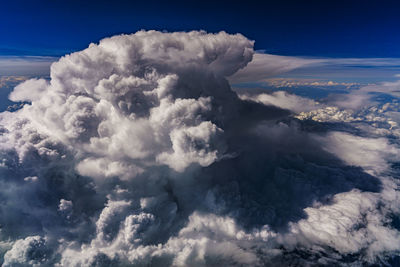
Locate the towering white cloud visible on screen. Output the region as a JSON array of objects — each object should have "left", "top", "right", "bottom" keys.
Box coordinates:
[
  {"left": 0, "top": 30, "right": 399, "bottom": 266},
  {"left": 5, "top": 30, "right": 253, "bottom": 177}
]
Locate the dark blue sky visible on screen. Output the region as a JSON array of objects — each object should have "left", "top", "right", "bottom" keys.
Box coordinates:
[{"left": 2, "top": 0, "right": 400, "bottom": 58}]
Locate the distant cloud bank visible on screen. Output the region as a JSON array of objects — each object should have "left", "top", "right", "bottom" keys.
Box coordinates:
[
  {"left": 229, "top": 53, "right": 400, "bottom": 84},
  {"left": 0, "top": 56, "right": 56, "bottom": 76}
]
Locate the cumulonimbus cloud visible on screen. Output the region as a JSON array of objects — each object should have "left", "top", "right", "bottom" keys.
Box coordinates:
[{"left": 0, "top": 30, "right": 399, "bottom": 266}]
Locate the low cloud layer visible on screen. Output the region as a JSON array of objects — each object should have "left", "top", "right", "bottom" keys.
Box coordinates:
[{"left": 0, "top": 30, "right": 399, "bottom": 266}]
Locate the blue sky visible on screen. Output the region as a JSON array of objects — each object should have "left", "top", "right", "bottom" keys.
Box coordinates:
[{"left": 2, "top": 0, "right": 400, "bottom": 57}]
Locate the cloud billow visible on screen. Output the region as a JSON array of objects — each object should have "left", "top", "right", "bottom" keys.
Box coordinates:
[{"left": 0, "top": 30, "right": 399, "bottom": 266}]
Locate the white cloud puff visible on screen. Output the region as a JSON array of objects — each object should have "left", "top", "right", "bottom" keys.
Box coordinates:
[{"left": 3, "top": 236, "right": 54, "bottom": 267}]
